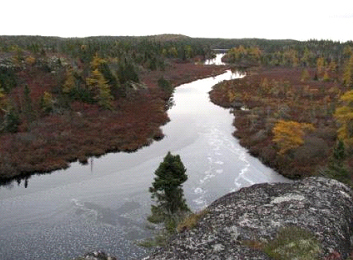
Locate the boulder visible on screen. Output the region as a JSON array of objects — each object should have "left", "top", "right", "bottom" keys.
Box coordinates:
[{"left": 145, "top": 177, "right": 353, "bottom": 259}]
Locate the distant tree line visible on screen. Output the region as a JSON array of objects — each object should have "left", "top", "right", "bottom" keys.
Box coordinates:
[{"left": 0, "top": 35, "right": 215, "bottom": 133}]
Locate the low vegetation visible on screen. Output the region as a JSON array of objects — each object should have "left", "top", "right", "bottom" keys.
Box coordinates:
[
  {"left": 264, "top": 226, "right": 322, "bottom": 260},
  {"left": 210, "top": 42, "right": 353, "bottom": 184},
  {"left": 0, "top": 35, "right": 228, "bottom": 183},
  {"left": 241, "top": 226, "right": 322, "bottom": 260}
]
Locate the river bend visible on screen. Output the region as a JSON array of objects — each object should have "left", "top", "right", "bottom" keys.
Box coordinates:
[{"left": 0, "top": 67, "right": 288, "bottom": 259}]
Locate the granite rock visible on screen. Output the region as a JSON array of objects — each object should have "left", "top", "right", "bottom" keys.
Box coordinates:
[{"left": 145, "top": 177, "right": 353, "bottom": 259}]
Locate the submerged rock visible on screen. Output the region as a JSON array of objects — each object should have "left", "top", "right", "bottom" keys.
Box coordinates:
[{"left": 145, "top": 177, "right": 353, "bottom": 259}]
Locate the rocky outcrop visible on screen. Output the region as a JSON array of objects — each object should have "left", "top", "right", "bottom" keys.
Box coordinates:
[{"left": 145, "top": 177, "right": 353, "bottom": 259}]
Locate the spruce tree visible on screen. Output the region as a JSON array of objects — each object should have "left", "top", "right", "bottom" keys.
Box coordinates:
[
  {"left": 324, "top": 140, "right": 348, "bottom": 182},
  {"left": 148, "top": 152, "right": 189, "bottom": 224}
]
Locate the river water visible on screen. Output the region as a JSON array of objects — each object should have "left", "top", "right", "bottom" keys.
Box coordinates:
[{"left": 0, "top": 58, "right": 288, "bottom": 260}]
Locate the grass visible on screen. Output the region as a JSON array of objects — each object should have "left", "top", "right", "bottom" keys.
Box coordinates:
[
  {"left": 264, "top": 226, "right": 321, "bottom": 260},
  {"left": 139, "top": 209, "right": 209, "bottom": 249},
  {"left": 177, "top": 209, "right": 209, "bottom": 232}
]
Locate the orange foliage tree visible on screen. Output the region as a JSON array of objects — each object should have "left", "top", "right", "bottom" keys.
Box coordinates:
[{"left": 272, "top": 120, "right": 315, "bottom": 155}]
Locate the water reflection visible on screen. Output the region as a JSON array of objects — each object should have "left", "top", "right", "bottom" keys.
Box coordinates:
[
  {"left": 17, "top": 178, "right": 29, "bottom": 188},
  {"left": 0, "top": 64, "right": 288, "bottom": 260},
  {"left": 204, "top": 54, "right": 226, "bottom": 65}
]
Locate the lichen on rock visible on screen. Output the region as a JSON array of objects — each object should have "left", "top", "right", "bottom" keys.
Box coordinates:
[{"left": 145, "top": 177, "right": 353, "bottom": 259}]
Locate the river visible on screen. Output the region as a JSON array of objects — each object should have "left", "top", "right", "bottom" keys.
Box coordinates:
[{"left": 0, "top": 57, "right": 288, "bottom": 260}]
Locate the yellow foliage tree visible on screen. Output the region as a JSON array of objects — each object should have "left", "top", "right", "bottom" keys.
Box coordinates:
[
  {"left": 300, "top": 69, "right": 310, "bottom": 82},
  {"left": 40, "top": 91, "right": 54, "bottom": 113},
  {"left": 0, "top": 84, "right": 4, "bottom": 99},
  {"left": 91, "top": 53, "right": 106, "bottom": 68},
  {"left": 272, "top": 120, "right": 315, "bottom": 155},
  {"left": 25, "top": 56, "right": 36, "bottom": 66},
  {"left": 343, "top": 55, "right": 353, "bottom": 87},
  {"left": 323, "top": 71, "right": 330, "bottom": 82},
  {"left": 85, "top": 54, "right": 113, "bottom": 110},
  {"left": 86, "top": 69, "right": 113, "bottom": 110},
  {"left": 316, "top": 57, "right": 325, "bottom": 75},
  {"left": 334, "top": 90, "right": 353, "bottom": 146},
  {"left": 328, "top": 61, "right": 337, "bottom": 72},
  {"left": 0, "top": 85, "right": 6, "bottom": 113},
  {"left": 260, "top": 77, "right": 271, "bottom": 94},
  {"left": 62, "top": 67, "right": 76, "bottom": 93}
]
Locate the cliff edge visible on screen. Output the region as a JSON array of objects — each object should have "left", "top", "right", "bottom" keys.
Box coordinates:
[{"left": 145, "top": 177, "right": 353, "bottom": 259}]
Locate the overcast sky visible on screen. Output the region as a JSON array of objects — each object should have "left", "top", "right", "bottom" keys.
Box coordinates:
[{"left": 1, "top": 0, "right": 352, "bottom": 42}]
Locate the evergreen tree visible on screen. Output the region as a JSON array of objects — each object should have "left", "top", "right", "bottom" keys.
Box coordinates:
[
  {"left": 148, "top": 152, "right": 189, "bottom": 225},
  {"left": 324, "top": 140, "right": 348, "bottom": 182},
  {"left": 1, "top": 104, "right": 20, "bottom": 133},
  {"left": 23, "top": 85, "right": 35, "bottom": 121},
  {"left": 158, "top": 76, "right": 173, "bottom": 96}
]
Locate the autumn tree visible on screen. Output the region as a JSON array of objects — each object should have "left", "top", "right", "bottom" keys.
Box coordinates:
[
  {"left": 343, "top": 55, "right": 353, "bottom": 87},
  {"left": 334, "top": 90, "right": 353, "bottom": 147},
  {"left": 40, "top": 91, "right": 55, "bottom": 114},
  {"left": 0, "top": 84, "right": 5, "bottom": 109},
  {"left": 301, "top": 69, "right": 310, "bottom": 82},
  {"left": 86, "top": 54, "right": 114, "bottom": 110},
  {"left": 316, "top": 57, "right": 325, "bottom": 76},
  {"left": 148, "top": 152, "right": 190, "bottom": 229},
  {"left": 62, "top": 67, "right": 76, "bottom": 94},
  {"left": 86, "top": 69, "right": 113, "bottom": 110},
  {"left": 272, "top": 120, "right": 315, "bottom": 155}
]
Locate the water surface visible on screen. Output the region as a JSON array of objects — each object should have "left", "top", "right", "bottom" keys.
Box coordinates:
[{"left": 0, "top": 67, "right": 288, "bottom": 259}]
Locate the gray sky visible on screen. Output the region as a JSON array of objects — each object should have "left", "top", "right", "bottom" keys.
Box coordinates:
[{"left": 2, "top": 0, "right": 353, "bottom": 42}]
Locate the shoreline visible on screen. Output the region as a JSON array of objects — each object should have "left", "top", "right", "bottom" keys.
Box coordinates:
[
  {"left": 209, "top": 66, "right": 349, "bottom": 179},
  {"left": 0, "top": 63, "right": 229, "bottom": 184}
]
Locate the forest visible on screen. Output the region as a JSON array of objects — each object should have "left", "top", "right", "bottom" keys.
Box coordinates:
[
  {"left": 0, "top": 34, "right": 223, "bottom": 182},
  {"left": 1, "top": 34, "right": 353, "bottom": 186},
  {"left": 209, "top": 39, "right": 353, "bottom": 185}
]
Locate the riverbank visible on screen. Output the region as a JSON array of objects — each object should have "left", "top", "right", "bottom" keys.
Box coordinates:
[
  {"left": 0, "top": 62, "right": 228, "bottom": 183},
  {"left": 210, "top": 66, "right": 353, "bottom": 179}
]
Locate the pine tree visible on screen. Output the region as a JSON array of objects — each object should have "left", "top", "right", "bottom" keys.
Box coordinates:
[
  {"left": 148, "top": 152, "right": 189, "bottom": 225},
  {"left": 158, "top": 76, "right": 173, "bottom": 96},
  {"left": 23, "top": 85, "right": 35, "bottom": 121},
  {"left": 324, "top": 140, "right": 348, "bottom": 182},
  {"left": 1, "top": 103, "right": 20, "bottom": 133}
]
